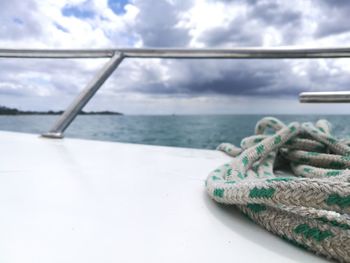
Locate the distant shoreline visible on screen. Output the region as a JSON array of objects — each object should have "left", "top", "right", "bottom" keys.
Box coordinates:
[{"left": 0, "top": 106, "right": 123, "bottom": 116}]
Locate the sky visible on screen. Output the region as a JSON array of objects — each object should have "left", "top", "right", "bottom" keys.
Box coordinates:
[{"left": 1, "top": 0, "right": 350, "bottom": 114}]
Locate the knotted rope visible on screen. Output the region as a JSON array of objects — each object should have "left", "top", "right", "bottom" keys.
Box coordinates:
[{"left": 206, "top": 117, "right": 350, "bottom": 262}]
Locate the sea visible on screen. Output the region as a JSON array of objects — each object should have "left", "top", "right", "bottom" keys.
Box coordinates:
[{"left": 0, "top": 115, "right": 349, "bottom": 150}]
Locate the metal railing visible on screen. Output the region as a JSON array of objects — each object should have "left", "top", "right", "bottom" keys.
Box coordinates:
[
  {"left": 299, "top": 91, "right": 350, "bottom": 103},
  {"left": 0, "top": 47, "right": 349, "bottom": 138}
]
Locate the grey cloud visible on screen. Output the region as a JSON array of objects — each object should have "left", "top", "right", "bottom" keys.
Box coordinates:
[
  {"left": 109, "top": 54, "right": 350, "bottom": 100},
  {"left": 0, "top": 0, "right": 42, "bottom": 40},
  {"left": 318, "top": 0, "right": 349, "bottom": 7},
  {"left": 199, "top": 1, "right": 304, "bottom": 47},
  {"left": 251, "top": 2, "right": 301, "bottom": 26},
  {"left": 199, "top": 17, "right": 262, "bottom": 47},
  {"left": 198, "top": 0, "right": 350, "bottom": 47},
  {"left": 316, "top": 22, "right": 350, "bottom": 38},
  {"left": 0, "top": 58, "right": 103, "bottom": 97},
  {"left": 313, "top": 0, "right": 350, "bottom": 37},
  {"left": 0, "top": 83, "right": 29, "bottom": 96},
  {"left": 209, "top": 0, "right": 258, "bottom": 4},
  {"left": 300, "top": 60, "right": 350, "bottom": 92},
  {"left": 133, "top": 0, "right": 193, "bottom": 47},
  {"left": 110, "top": 59, "right": 307, "bottom": 97}
]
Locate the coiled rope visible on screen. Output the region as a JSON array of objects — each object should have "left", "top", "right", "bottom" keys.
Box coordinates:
[{"left": 205, "top": 117, "right": 350, "bottom": 262}]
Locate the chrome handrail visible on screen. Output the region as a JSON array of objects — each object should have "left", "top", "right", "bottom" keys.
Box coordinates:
[
  {"left": 299, "top": 91, "right": 350, "bottom": 103},
  {"left": 2, "top": 47, "right": 350, "bottom": 59},
  {"left": 0, "top": 47, "right": 349, "bottom": 138}
]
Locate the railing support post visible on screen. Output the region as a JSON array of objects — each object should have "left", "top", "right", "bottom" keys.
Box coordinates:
[{"left": 42, "top": 52, "right": 124, "bottom": 138}]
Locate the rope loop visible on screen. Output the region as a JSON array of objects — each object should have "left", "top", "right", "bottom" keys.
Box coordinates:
[{"left": 206, "top": 117, "right": 350, "bottom": 262}]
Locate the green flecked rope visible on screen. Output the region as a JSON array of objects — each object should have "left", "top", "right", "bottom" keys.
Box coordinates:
[{"left": 206, "top": 117, "right": 350, "bottom": 262}]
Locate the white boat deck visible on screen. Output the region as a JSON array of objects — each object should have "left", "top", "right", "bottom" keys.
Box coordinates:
[{"left": 0, "top": 131, "right": 326, "bottom": 263}]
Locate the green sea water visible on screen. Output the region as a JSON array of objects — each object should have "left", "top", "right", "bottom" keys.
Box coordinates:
[{"left": 0, "top": 115, "right": 349, "bottom": 149}]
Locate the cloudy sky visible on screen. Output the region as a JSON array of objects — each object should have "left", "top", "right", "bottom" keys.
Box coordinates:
[{"left": 1, "top": 0, "right": 350, "bottom": 114}]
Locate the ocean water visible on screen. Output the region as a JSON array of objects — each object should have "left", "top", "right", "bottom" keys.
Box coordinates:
[{"left": 0, "top": 115, "right": 350, "bottom": 149}]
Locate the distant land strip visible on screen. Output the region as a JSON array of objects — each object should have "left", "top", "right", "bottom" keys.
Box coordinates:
[{"left": 0, "top": 106, "right": 123, "bottom": 115}]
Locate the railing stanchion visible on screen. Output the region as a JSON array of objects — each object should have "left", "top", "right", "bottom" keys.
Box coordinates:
[{"left": 42, "top": 52, "right": 124, "bottom": 138}]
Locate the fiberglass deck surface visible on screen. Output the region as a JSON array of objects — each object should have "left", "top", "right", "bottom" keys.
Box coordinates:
[{"left": 0, "top": 131, "right": 327, "bottom": 263}]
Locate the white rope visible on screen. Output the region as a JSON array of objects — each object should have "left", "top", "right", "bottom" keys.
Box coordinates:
[{"left": 206, "top": 117, "right": 350, "bottom": 262}]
